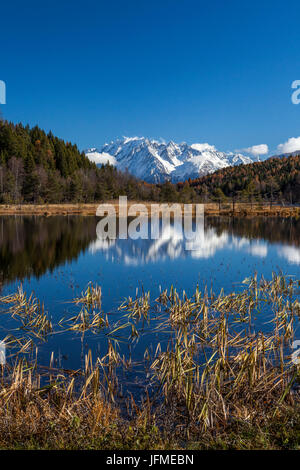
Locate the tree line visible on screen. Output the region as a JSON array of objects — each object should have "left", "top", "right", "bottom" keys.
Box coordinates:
[
  {"left": 1, "top": 120, "right": 300, "bottom": 204},
  {"left": 186, "top": 156, "right": 300, "bottom": 205},
  {"left": 0, "top": 120, "right": 155, "bottom": 203}
]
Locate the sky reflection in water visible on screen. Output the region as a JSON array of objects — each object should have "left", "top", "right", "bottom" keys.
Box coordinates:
[{"left": 0, "top": 215, "right": 299, "bottom": 374}]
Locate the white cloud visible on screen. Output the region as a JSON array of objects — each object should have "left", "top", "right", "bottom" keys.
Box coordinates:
[
  {"left": 277, "top": 137, "right": 300, "bottom": 154},
  {"left": 243, "top": 144, "right": 269, "bottom": 156},
  {"left": 191, "top": 143, "right": 216, "bottom": 152}
]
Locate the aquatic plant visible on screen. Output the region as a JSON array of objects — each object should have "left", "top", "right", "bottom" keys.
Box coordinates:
[
  {"left": 72, "top": 283, "right": 102, "bottom": 310},
  {"left": 0, "top": 273, "right": 299, "bottom": 449},
  {"left": 0, "top": 286, "right": 52, "bottom": 338}
]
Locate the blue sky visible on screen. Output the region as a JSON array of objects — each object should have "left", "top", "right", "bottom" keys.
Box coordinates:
[{"left": 1, "top": 0, "right": 300, "bottom": 155}]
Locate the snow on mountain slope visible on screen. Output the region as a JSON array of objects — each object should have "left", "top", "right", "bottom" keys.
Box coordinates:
[
  {"left": 85, "top": 137, "right": 254, "bottom": 183},
  {"left": 86, "top": 148, "right": 117, "bottom": 166}
]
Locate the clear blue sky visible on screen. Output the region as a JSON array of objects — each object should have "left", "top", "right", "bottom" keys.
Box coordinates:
[{"left": 1, "top": 0, "right": 300, "bottom": 154}]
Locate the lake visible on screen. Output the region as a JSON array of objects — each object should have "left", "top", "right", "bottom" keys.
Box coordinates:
[{"left": 0, "top": 215, "right": 299, "bottom": 389}]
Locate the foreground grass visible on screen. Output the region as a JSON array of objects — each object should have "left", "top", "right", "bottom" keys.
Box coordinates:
[
  {"left": 0, "top": 274, "right": 299, "bottom": 450},
  {"left": 0, "top": 393, "right": 299, "bottom": 450},
  {"left": 2, "top": 416, "right": 300, "bottom": 450}
]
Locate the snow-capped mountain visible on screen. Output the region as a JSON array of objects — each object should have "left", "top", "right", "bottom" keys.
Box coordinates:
[{"left": 85, "top": 137, "right": 254, "bottom": 183}]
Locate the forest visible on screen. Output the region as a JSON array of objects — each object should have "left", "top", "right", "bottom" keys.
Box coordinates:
[
  {"left": 1, "top": 120, "right": 300, "bottom": 204},
  {"left": 187, "top": 155, "right": 300, "bottom": 204},
  {"left": 0, "top": 120, "right": 154, "bottom": 203}
]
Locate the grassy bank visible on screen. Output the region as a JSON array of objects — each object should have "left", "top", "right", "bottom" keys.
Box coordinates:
[
  {"left": 0, "top": 202, "right": 299, "bottom": 217},
  {"left": 0, "top": 276, "right": 299, "bottom": 450}
]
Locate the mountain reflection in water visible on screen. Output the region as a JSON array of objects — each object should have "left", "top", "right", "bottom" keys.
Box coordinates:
[
  {"left": 0, "top": 216, "right": 300, "bottom": 286},
  {"left": 90, "top": 217, "right": 300, "bottom": 266}
]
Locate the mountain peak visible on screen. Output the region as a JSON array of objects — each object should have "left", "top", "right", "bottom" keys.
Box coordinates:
[
  {"left": 122, "top": 136, "right": 143, "bottom": 144},
  {"left": 85, "top": 137, "right": 254, "bottom": 183}
]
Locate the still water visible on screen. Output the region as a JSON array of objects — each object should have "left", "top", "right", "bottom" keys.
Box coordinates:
[{"left": 0, "top": 215, "right": 299, "bottom": 375}]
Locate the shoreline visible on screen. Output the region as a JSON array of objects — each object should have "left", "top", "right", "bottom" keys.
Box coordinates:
[{"left": 0, "top": 202, "right": 299, "bottom": 217}]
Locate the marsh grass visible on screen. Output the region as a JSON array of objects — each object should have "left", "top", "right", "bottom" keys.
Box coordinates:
[
  {"left": 72, "top": 283, "right": 102, "bottom": 310},
  {"left": 0, "top": 273, "right": 299, "bottom": 449},
  {"left": 0, "top": 286, "right": 52, "bottom": 338},
  {"left": 60, "top": 283, "right": 107, "bottom": 333},
  {"left": 119, "top": 290, "right": 151, "bottom": 320},
  {"left": 60, "top": 307, "right": 108, "bottom": 333}
]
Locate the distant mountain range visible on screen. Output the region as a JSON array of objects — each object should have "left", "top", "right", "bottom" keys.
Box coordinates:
[{"left": 85, "top": 137, "right": 258, "bottom": 183}]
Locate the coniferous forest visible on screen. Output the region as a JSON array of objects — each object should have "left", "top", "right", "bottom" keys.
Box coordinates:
[
  {"left": 0, "top": 120, "right": 154, "bottom": 203},
  {"left": 1, "top": 120, "right": 300, "bottom": 204},
  {"left": 189, "top": 155, "right": 300, "bottom": 204}
]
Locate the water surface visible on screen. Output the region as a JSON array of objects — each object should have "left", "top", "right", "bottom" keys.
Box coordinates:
[{"left": 0, "top": 215, "right": 299, "bottom": 374}]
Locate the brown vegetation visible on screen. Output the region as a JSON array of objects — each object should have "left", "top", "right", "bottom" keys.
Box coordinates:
[{"left": 0, "top": 202, "right": 299, "bottom": 217}]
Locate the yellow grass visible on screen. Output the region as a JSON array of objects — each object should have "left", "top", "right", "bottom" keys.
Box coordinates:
[{"left": 0, "top": 201, "right": 299, "bottom": 217}]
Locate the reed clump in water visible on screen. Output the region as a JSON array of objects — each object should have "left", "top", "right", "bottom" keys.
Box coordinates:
[
  {"left": 60, "top": 307, "right": 108, "bottom": 333},
  {"left": 0, "top": 273, "right": 299, "bottom": 449},
  {"left": 73, "top": 283, "right": 102, "bottom": 310},
  {"left": 0, "top": 286, "right": 52, "bottom": 338},
  {"left": 119, "top": 290, "right": 151, "bottom": 320},
  {"left": 61, "top": 283, "right": 107, "bottom": 333}
]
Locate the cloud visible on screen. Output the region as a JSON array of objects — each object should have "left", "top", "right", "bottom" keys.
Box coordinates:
[
  {"left": 191, "top": 143, "right": 216, "bottom": 152},
  {"left": 242, "top": 144, "right": 269, "bottom": 156},
  {"left": 277, "top": 137, "right": 300, "bottom": 154}
]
